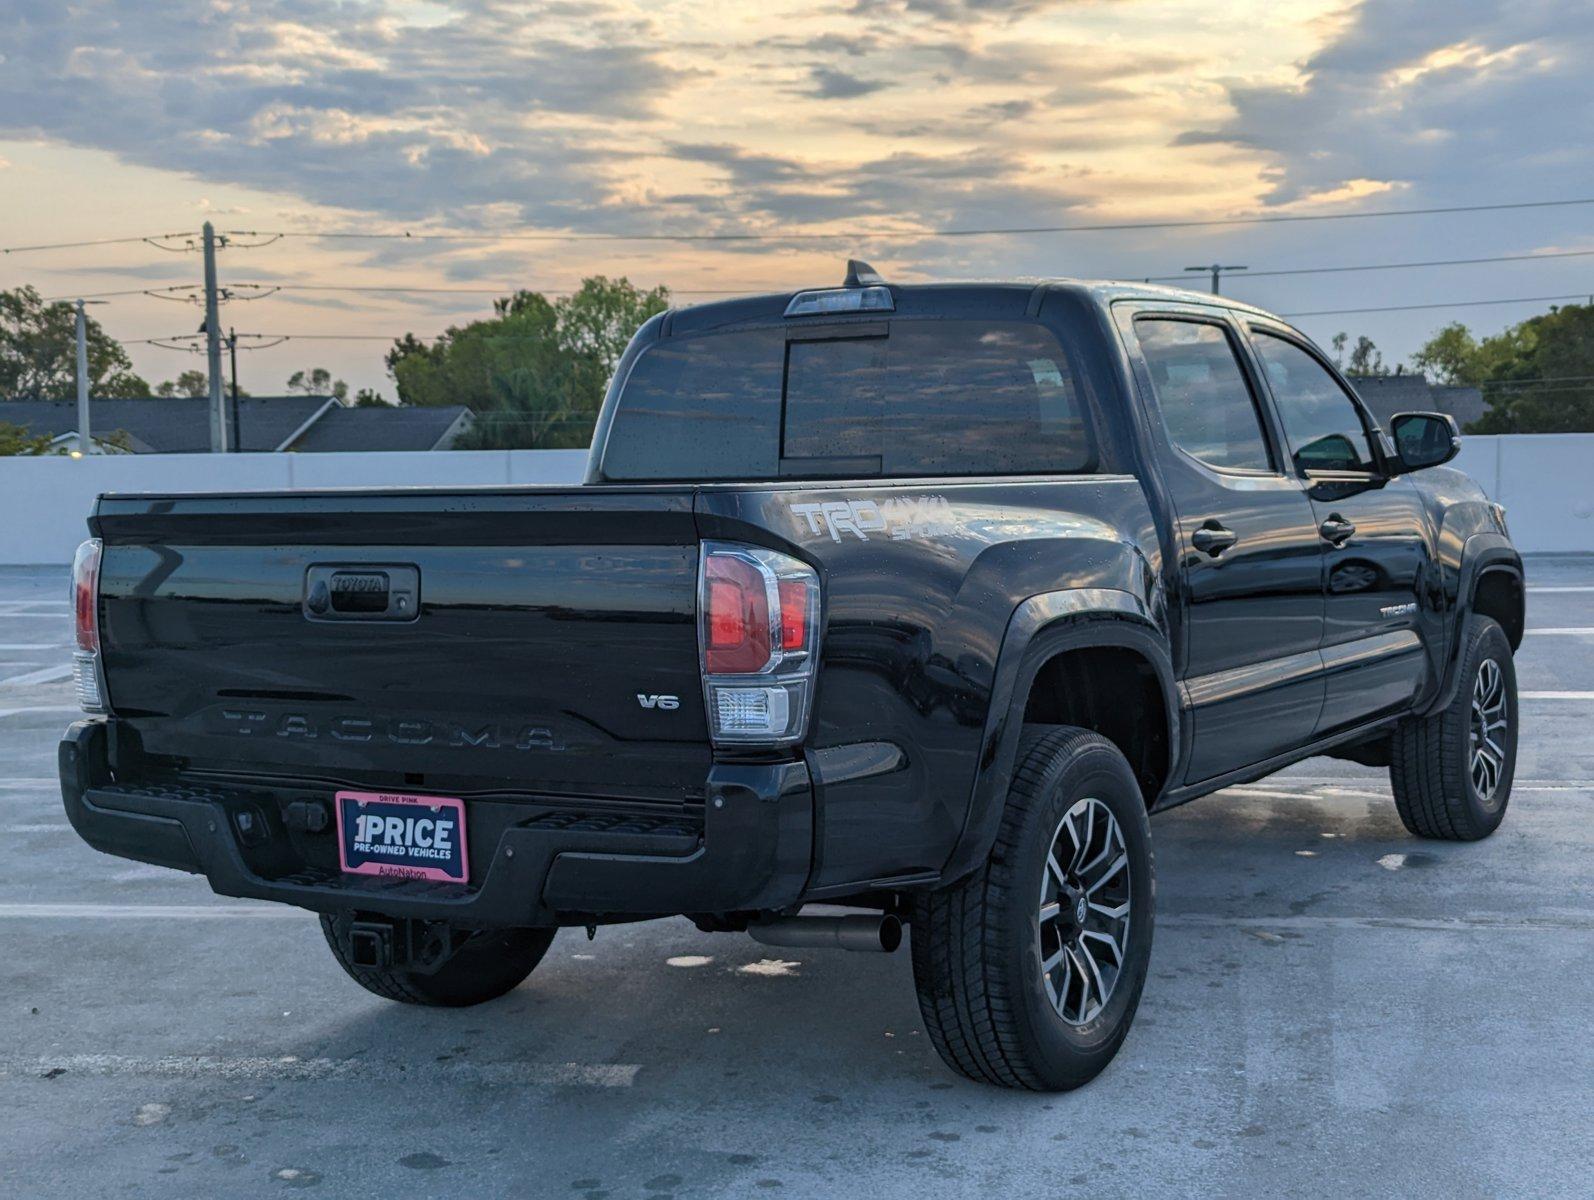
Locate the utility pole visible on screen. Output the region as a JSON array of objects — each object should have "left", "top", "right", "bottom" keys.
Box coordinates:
[
  {"left": 1184, "top": 263, "right": 1248, "bottom": 295},
  {"left": 228, "top": 327, "right": 242, "bottom": 452},
  {"left": 74, "top": 300, "right": 91, "bottom": 456},
  {"left": 201, "top": 221, "right": 229, "bottom": 452}
]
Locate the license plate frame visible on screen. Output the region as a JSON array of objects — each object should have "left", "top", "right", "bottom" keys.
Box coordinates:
[{"left": 335, "top": 790, "right": 469, "bottom": 883}]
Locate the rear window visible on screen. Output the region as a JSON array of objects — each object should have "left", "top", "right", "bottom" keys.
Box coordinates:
[{"left": 601, "top": 319, "right": 1100, "bottom": 480}]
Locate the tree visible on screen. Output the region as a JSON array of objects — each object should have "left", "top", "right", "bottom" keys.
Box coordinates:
[
  {"left": 1468, "top": 304, "right": 1594, "bottom": 434},
  {"left": 1346, "top": 335, "right": 1389, "bottom": 376},
  {"left": 1412, "top": 304, "right": 1594, "bottom": 433},
  {"left": 1410, "top": 322, "right": 1482, "bottom": 385},
  {"left": 386, "top": 276, "right": 669, "bottom": 449},
  {"left": 156, "top": 369, "right": 211, "bottom": 398},
  {"left": 352, "top": 388, "right": 389, "bottom": 407},
  {"left": 0, "top": 286, "right": 149, "bottom": 399},
  {"left": 0, "top": 420, "right": 56, "bottom": 455},
  {"left": 286, "top": 367, "right": 349, "bottom": 402}
]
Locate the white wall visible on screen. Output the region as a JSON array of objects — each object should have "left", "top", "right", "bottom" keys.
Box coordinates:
[
  {"left": 1, "top": 437, "right": 1589, "bottom": 564},
  {"left": 0, "top": 449, "right": 589, "bottom": 566}
]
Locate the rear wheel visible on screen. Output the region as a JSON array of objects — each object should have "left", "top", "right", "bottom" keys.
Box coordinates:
[
  {"left": 1390, "top": 614, "right": 1517, "bottom": 841},
  {"left": 910, "top": 726, "right": 1154, "bottom": 1090},
  {"left": 320, "top": 913, "right": 555, "bottom": 1007}
]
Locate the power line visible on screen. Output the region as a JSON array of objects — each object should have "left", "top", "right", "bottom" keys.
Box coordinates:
[
  {"left": 1149, "top": 246, "right": 1594, "bottom": 283},
  {"left": 1283, "top": 292, "right": 1593, "bottom": 318},
  {"left": 120, "top": 285, "right": 1594, "bottom": 347},
  {"left": 47, "top": 282, "right": 743, "bottom": 303},
  {"left": 48, "top": 245, "right": 1594, "bottom": 309},
  {"left": 0, "top": 231, "right": 199, "bottom": 256},
  {"left": 227, "top": 196, "right": 1594, "bottom": 246}
]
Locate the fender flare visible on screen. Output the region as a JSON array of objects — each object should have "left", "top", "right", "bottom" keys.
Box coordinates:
[
  {"left": 1423, "top": 533, "right": 1523, "bottom": 717},
  {"left": 938, "top": 588, "right": 1178, "bottom": 885}
]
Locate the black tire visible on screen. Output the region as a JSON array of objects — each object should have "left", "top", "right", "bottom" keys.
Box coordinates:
[
  {"left": 319, "top": 913, "right": 556, "bottom": 1007},
  {"left": 1390, "top": 614, "right": 1517, "bottom": 841},
  {"left": 910, "top": 726, "right": 1154, "bottom": 1091}
]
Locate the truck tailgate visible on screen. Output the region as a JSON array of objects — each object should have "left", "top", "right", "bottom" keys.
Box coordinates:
[{"left": 91, "top": 488, "right": 710, "bottom": 802}]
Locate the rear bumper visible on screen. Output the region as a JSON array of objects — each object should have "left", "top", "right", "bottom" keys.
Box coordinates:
[{"left": 59, "top": 720, "right": 814, "bottom": 927}]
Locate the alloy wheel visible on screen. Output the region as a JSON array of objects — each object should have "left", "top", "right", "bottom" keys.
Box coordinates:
[
  {"left": 1037, "top": 796, "right": 1132, "bottom": 1026},
  {"left": 1469, "top": 657, "right": 1508, "bottom": 806}
]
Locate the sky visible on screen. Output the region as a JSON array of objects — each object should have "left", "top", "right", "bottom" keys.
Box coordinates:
[{"left": 1, "top": 0, "right": 1591, "bottom": 400}]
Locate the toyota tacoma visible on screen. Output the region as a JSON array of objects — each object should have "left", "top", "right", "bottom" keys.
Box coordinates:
[{"left": 60, "top": 262, "right": 1524, "bottom": 1090}]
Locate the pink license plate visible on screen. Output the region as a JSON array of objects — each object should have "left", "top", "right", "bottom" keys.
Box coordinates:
[{"left": 335, "top": 790, "right": 469, "bottom": 883}]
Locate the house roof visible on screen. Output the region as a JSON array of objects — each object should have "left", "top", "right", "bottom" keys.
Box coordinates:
[
  {"left": 286, "top": 405, "right": 472, "bottom": 452},
  {"left": 0, "top": 395, "right": 332, "bottom": 453},
  {"left": 1345, "top": 375, "right": 1435, "bottom": 426},
  {"left": 1348, "top": 375, "right": 1489, "bottom": 431}
]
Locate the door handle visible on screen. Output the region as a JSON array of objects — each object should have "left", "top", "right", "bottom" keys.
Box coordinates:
[
  {"left": 1319, "top": 514, "right": 1357, "bottom": 546},
  {"left": 1191, "top": 522, "right": 1238, "bottom": 557}
]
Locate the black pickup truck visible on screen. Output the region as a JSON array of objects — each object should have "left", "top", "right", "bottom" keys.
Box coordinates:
[{"left": 60, "top": 263, "right": 1523, "bottom": 1090}]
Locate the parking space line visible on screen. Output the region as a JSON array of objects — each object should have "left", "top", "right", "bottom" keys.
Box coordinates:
[
  {"left": 4, "top": 824, "right": 70, "bottom": 833},
  {"left": 0, "top": 903, "right": 301, "bottom": 919},
  {"left": 0, "top": 705, "right": 81, "bottom": 719},
  {"left": 1163, "top": 913, "right": 1594, "bottom": 932},
  {"left": 1524, "top": 627, "right": 1594, "bottom": 636},
  {"left": 1521, "top": 691, "right": 1594, "bottom": 700},
  {"left": 1526, "top": 585, "right": 1594, "bottom": 593},
  {"left": 0, "top": 644, "right": 65, "bottom": 651},
  {"left": 0, "top": 664, "right": 72, "bottom": 687},
  {"left": 0, "top": 1053, "right": 640, "bottom": 1088}
]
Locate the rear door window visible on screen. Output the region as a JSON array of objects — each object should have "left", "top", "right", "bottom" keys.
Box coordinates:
[{"left": 1134, "top": 317, "right": 1274, "bottom": 472}]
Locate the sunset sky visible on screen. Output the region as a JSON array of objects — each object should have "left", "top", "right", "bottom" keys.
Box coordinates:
[{"left": 2, "top": 0, "right": 1590, "bottom": 398}]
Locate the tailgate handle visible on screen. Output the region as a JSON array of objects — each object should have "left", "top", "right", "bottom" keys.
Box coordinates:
[{"left": 304, "top": 565, "right": 420, "bottom": 622}]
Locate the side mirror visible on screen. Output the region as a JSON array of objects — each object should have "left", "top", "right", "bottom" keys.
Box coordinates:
[{"left": 1388, "top": 412, "right": 1459, "bottom": 474}]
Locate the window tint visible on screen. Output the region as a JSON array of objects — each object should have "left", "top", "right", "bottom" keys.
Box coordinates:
[
  {"left": 604, "top": 318, "right": 1099, "bottom": 480},
  {"left": 783, "top": 335, "right": 886, "bottom": 461},
  {"left": 1252, "top": 332, "right": 1378, "bottom": 474},
  {"left": 601, "top": 328, "right": 784, "bottom": 479},
  {"left": 1135, "top": 318, "right": 1272, "bottom": 471},
  {"left": 784, "top": 322, "right": 1096, "bottom": 475}
]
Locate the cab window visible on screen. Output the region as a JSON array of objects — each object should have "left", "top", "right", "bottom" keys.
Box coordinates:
[
  {"left": 1135, "top": 317, "right": 1273, "bottom": 472},
  {"left": 1252, "top": 331, "right": 1378, "bottom": 474}
]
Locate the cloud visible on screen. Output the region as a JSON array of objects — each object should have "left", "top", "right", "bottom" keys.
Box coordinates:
[
  {"left": 848, "top": 0, "right": 1089, "bottom": 20},
  {"left": 1176, "top": 0, "right": 1594, "bottom": 206},
  {"left": 801, "top": 66, "right": 891, "bottom": 99},
  {"left": 0, "top": 0, "right": 696, "bottom": 230}
]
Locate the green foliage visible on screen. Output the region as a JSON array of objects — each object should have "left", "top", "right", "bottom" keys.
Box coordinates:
[
  {"left": 1347, "top": 335, "right": 1388, "bottom": 376},
  {"left": 0, "top": 421, "right": 133, "bottom": 455},
  {"left": 156, "top": 369, "right": 210, "bottom": 398},
  {"left": 1409, "top": 323, "right": 1480, "bottom": 385},
  {"left": 1414, "top": 305, "right": 1594, "bottom": 433},
  {"left": 287, "top": 367, "right": 349, "bottom": 402},
  {"left": 352, "top": 388, "right": 389, "bottom": 407},
  {"left": 0, "top": 285, "right": 150, "bottom": 399},
  {"left": 1331, "top": 331, "right": 1389, "bottom": 376},
  {"left": 386, "top": 276, "right": 669, "bottom": 449},
  {"left": 0, "top": 420, "right": 56, "bottom": 455}
]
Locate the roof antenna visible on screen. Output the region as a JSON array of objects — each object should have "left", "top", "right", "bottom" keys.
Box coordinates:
[{"left": 844, "top": 259, "right": 885, "bottom": 287}]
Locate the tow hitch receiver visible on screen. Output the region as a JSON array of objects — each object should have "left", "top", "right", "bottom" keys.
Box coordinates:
[
  {"left": 340, "top": 916, "right": 463, "bottom": 975},
  {"left": 349, "top": 920, "right": 397, "bottom": 969}
]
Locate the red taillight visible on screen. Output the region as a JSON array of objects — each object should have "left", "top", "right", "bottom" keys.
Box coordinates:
[
  {"left": 698, "top": 543, "right": 821, "bottom": 747},
  {"left": 778, "top": 579, "right": 809, "bottom": 651},
  {"left": 73, "top": 538, "right": 102, "bottom": 655},
  {"left": 705, "top": 553, "right": 772, "bottom": 674}
]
